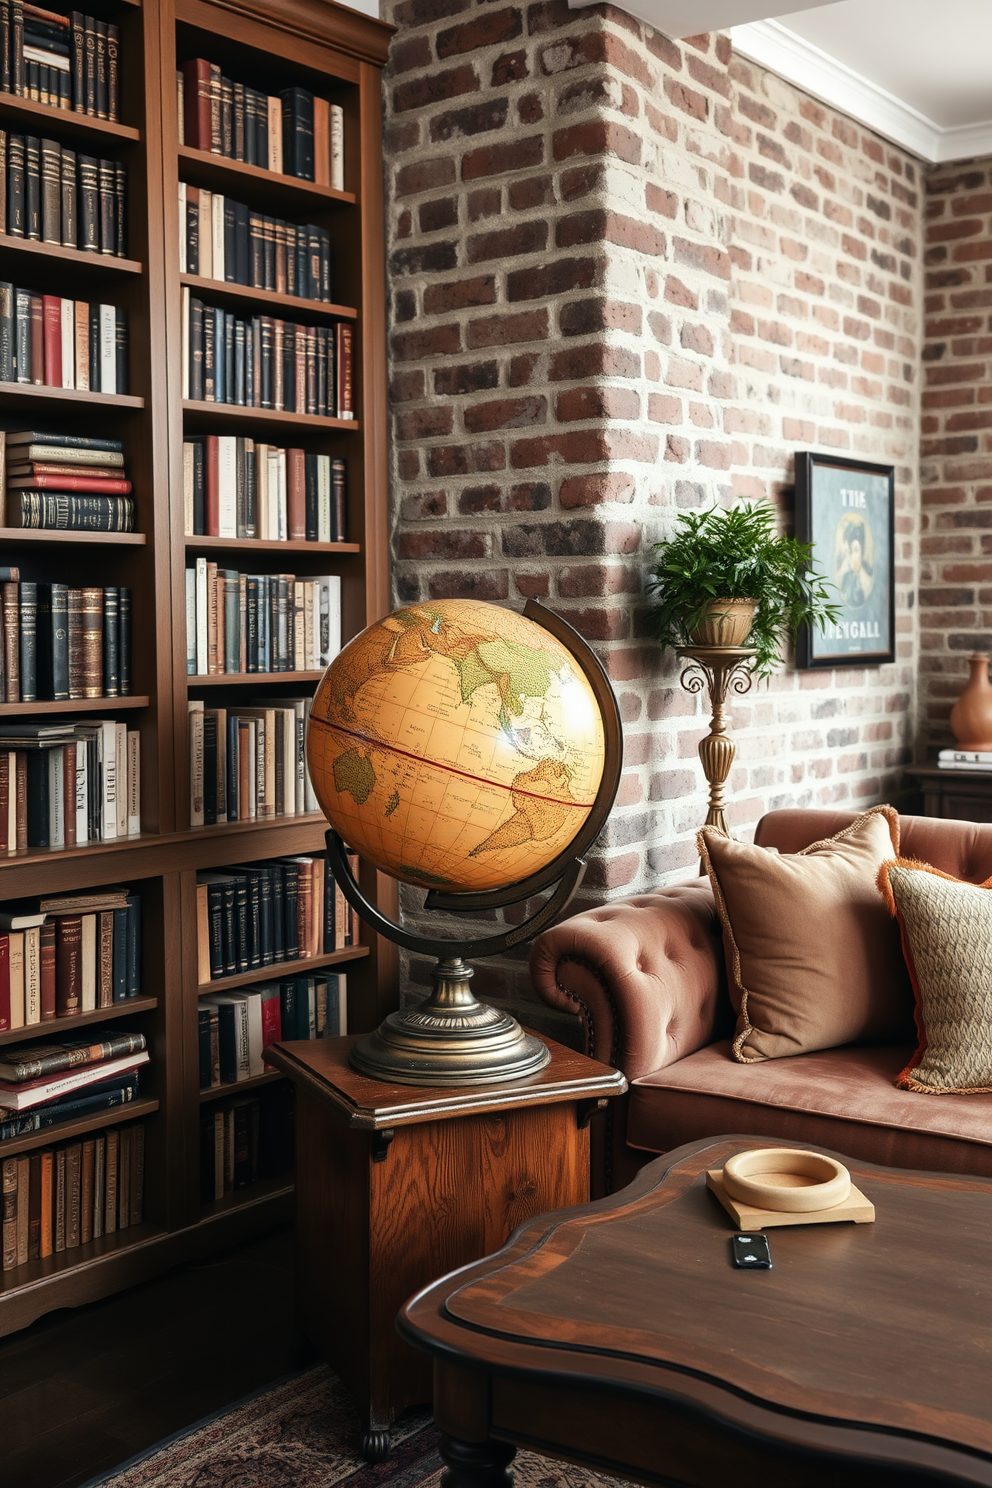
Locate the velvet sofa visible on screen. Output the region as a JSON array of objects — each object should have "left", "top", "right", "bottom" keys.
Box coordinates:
[{"left": 530, "top": 809, "right": 992, "bottom": 1194}]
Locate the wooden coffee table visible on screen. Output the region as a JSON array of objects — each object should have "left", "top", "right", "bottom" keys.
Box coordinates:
[{"left": 400, "top": 1136, "right": 992, "bottom": 1487}]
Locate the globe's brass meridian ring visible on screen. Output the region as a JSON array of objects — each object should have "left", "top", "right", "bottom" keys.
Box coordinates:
[{"left": 306, "top": 598, "right": 623, "bottom": 1087}]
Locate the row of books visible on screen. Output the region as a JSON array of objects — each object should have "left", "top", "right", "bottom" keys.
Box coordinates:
[
  {"left": 0, "top": 888, "right": 141, "bottom": 1029},
  {"left": 197, "top": 852, "right": 359, "bottom": 982},
  {"left": 181, "top": 289, "right": 353, "bottom": 417},
  {"left": 1, "top": 133, "right": 126, "bottom": 255},
  {"left": 0, "top": 1064, "right": 141, "bottom": 1141},
  {"left": 178, "top": 186, "right": 332, "bottom": 303},
  {"left": 0, "top": 578, "right": 132, "bottom": 702},
  {"left": 0, "top": 719, "right": 141, "bottom": 850},
  {"left": 178, "top": 60, "right": 343, "bottom": 189},
  {"left": 185, "top": 565, "right": 341, "bottom": 676},
  {"left": 2, "top": 1121, "right": 143, "bottom": 1271},
  {"left": 183, "top": 438, "right": 347, "bottom": 544},
  {"left": 188, "top": 699, "right": 317, "bottom": 826},
  {"left": 200, "top": 1092, "right": 291, "bottom": 1200},
  {"left": 199, "top": 971, "right": 346, "bottom": 1089},
  {"left": 0, "top": 428, "right": 135, "bottom": 532},
  {"left": 0, "top": 286, "right": 128, "bottom": 392},
  {"left": 0, "top": 7, "right": 121, "bottom": 120}
]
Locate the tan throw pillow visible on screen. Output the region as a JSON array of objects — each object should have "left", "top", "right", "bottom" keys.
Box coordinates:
[
  {"left": 699, "top": 806, "right": 914, "bottom": 1063},
  {"left": 879, "top": 860, "right": 992, "bottom": 1094}
]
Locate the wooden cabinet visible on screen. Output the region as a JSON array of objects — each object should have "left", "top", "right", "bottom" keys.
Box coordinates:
[
  {"left": 911, "top": 766, "right": 992, "bottom": 824},
  {"left": 0, "top": 0, "right": 393, "bottom": 1334}
]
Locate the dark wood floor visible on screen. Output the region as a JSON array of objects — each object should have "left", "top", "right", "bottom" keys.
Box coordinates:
[{"left": 0, "top": 1225, "right": 318, "bottom": 1488}]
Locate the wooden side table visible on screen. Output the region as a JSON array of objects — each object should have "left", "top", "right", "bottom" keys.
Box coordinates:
[
  {"left": 266, "top": 1033, "right": 626, "bottom": 1460},
  {"left": 911, "top": 765, "right": 992, "bottom": 823}
]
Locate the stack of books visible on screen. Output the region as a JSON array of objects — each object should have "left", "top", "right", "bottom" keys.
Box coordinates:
[
  {"left": 199, "top": 970, "right": 346, "bottom": 1091},
  {"left": 183, "top": 438, "right": 346, "bottom": 543},
  {"left": 0, "top": 1042, "right": 145, "bottom": 1141},
  {"left": 2, "top": 1118, "right": 143, "bottom": 1270},
  {"left": 0, "top": 719, "right": 141, "bottom": 849},
  {"left": 1, "top": 7, "right": 121, "bottom": 117},
  {"left": 178, "top": 187, "right": 331, "bottom": 302},
  {"left": 0, "top": 430, "right": 134, "bottom": 532},
  {"left": 187, "top": 697, "right": 317, "bottom": 826},
  {"left": 0, "top": 574, "right": 132, "bottom": 700},
  {"left": 181, "top": 290, "right": 352, "bottom": 416},
  {"left": 937, "top": 748, "right": 992, "bottom": 772},
  {"left": 185, "top": 565, "right": 340, "bottom": 676},
  {"left": 0, "top": 887, "right": 142, "bottom": 1028},
  {"left": 196, "top": 852, "right": 359, "bottom": 981},
  {"left": 2, "top": 134, "right": 126, "bottom": 255},
  {"left": 178, "top": 60, "right": 343, "bottom": 189},
  {"left": 0, "top": 290, "right": 128, "bottom": 393}
]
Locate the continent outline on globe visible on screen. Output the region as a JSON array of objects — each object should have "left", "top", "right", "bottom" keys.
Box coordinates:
[{"left": 307, "top": 599, "right": 608, "bottom": 893}]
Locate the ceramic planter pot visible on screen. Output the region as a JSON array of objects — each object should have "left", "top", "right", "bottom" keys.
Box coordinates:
[
  {"left": 688, "top": 598, "right": 757, "bottom": 648},
  {"left": 950, "top": 654, "right": 992, "bottom": 750}
]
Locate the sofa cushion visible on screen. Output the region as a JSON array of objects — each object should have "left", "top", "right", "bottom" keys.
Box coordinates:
[
  {"left": 879, "top": 860, "right": 992, "bottom": 1095},
  {"left": 627, "top": 1042, "right": 992, "bottom": 1178},
  {"left": 699, "top": 806, "right": 914, "bottom": 1063}
]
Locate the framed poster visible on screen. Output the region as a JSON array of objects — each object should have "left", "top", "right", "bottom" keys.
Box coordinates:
[{"left": 795, "top": 451, "right": 895, "bottom": 669}]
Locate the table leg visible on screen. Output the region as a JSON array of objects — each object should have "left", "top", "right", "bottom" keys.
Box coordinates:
[
  {"left": 362, "top": 1424, "right": 392, "bottom": 1462},
  {"left": 440, "top": 1435, "right": 516, "bottom": 1488}
]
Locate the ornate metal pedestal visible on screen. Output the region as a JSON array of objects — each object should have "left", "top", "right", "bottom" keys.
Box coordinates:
[{"left": 678, "top": 644, "right": 758, "bottom": 835}]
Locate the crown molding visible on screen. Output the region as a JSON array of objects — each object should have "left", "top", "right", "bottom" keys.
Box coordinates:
[{"left": 731, "top": 19, "right": 992, "bottom": 165}]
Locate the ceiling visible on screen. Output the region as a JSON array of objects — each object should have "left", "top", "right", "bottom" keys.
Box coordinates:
[{"left": 565, "top": 0, "right": 992, "bottom": 162}]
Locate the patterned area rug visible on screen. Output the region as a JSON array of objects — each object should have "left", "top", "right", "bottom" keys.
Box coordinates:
[{"left": 91, "top": 1366, "right": 630, "bottom": 1488}]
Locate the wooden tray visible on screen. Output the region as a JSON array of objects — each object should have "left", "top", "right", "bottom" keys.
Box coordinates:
[{"left": 707, "top": 1168, "right": 875, "bottom": 1228}]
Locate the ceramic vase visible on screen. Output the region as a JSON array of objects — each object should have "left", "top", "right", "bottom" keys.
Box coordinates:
[
  {"left": 688, "top": 598, "right": 757, "bottom": 648},
  {"left": 949, "top": 654, "right": 992, "bottom": 750}
]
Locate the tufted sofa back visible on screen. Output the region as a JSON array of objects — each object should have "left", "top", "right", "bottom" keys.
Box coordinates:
[{"left": 754, "top": 809, "right": 992, "bottom": 883}]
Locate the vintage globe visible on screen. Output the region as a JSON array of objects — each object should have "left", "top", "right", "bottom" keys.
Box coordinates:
[{"left": 306, "top": 598, "right": 607, "bottom": 895}]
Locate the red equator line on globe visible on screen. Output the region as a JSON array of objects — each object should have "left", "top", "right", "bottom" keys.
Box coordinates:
[{"left": 308, "top": 715, "right": 598, "bottom": 810}]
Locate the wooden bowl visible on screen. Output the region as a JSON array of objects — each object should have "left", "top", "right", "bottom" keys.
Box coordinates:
[{"left": 721, "top": 1148, "right": 851, "bottom": 1213}]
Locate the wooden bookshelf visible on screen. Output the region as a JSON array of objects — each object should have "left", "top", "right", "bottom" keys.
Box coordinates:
[
  {"left": 0, "top": 0, "right": 393, "bottom": 1334},
  {"left": 197, "top": 944, "right": 367, "bottom": 993}
]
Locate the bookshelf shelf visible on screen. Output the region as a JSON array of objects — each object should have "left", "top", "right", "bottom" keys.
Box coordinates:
[
  {"left": 178, "top": 274, "right": 357, "bottom": 322},
  {"left": 198, "top": 944, "right": 368, "bottom": 995},
  {"left": 0, "top": 238, "right": 143, "bottom": 276},
  {"left": 0, "top": 998, "right": 159, "bottom": 1048},
  {"left": 186, "top": 670, "right": 323, "bottom": 687},
  {"left": 183, "top": 536, "right": 360, "bottom": 555},
  {"left": 178, "top": 145, "right": 356, "bottom": 212},
  {"left": 198, "top": 1070, "right": 286, "bottom": 1102},
  {"left": 0, "top": 696, "right": 149, "bottom": 716},
  {"left": 0, "top": 528, "right": 146, "bottom": 546},
  {"left": 0, "top": 0, "right": 391, "bottom": 1336},
  {"left": 0, "top": 384, "right": 144, "bottom": 411},
  {"left": 0, "top": 1097, "right": 160, "bottom": 1159},
  {"left": 0, "top": 95, "right": 142, "bottom": 146},
  {"left": 182, "top": 401, "right": 359, "bottom": 432}
]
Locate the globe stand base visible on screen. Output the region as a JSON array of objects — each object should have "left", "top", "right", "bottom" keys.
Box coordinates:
[{"left": 349, "top": 957, "right": 550, "bottom": 1088}]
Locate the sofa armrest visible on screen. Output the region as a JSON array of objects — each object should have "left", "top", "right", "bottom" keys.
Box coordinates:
[{"left": 529, "top": 882, "right": 726, "bottom": 1083}]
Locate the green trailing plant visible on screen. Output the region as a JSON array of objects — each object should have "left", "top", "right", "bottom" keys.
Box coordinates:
[{"left": 648, "top": 502, "right": 842, "bottom": 678}]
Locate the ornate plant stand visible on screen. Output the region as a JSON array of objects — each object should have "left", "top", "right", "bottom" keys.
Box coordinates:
[{"left": 678, "top": 645, "right": 757, "bottom": 835}]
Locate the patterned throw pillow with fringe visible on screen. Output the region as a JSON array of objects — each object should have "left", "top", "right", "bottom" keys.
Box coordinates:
[{"left": 879, "top": 860, "right": 992, "bottom": 1094}]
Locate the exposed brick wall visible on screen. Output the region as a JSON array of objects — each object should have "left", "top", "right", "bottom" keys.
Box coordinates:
[
  {"left": 920, "top": 157, "right": 992, "bottom": 750},
  {"left": 379, "top": 0, "right": 924, "bottom": 1028}
]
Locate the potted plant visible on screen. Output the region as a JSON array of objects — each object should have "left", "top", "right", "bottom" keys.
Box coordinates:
[{"left": 648, "top": 502, "right": 841, "bottom": 677}]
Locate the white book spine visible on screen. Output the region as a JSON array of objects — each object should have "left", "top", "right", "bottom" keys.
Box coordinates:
[
  {"left": 317, "top": 575, "right": 342, "bottom": 666},
  {"left": 185, "top": 567, "right": 197, "bottom": 673},
  {"left": 281, "top": 708, "right": 296, "bottom": 816},
  {"left": 23, "top": 926, "right": 40, "bottom": 1025},
  {"left": 256, "top": 443, "right": 268, "bottom": 541},
  {"left": 317, "top": 454, "right": 331, "bottom": 543},
  {"left": 198, "top": 189, "right": 212, "bottom": 280},
  {"left": 60, "top": 298, "right": 74, "bottom": 389},
  {"left": 211, "top": 194, "right": 225, "bottom": 283},
  {"left": 277, "top": 449, "right": 287, "bottom": 540},
  {"left": 218, "top": 435, "right": 237, "bottom": 537},
  {"left": 195, "top": 556, "right": 208, "bottom": 675},
  {"left": 329, "top": 104, "right": 344, "bottom": 191},
  {"left": 127, "top": 730, "right": 140, "bottom": 836},
  {"left": 188, "top": 702, "right": 204, "bottom": 826},
  {"left": 99, "top": 304, "right": 116, "bottom": 394},
  {"left": 81, "top": 914, "right": 97, "bottom": 1011},
  {"left": 178, "top": 181, "right": 187, "bottom": 273},
  {"left": 8, "top": 934, "right": 24, "bottom": 1029},
  {"left": 181, "top": 284, "right": 190, "bottom": 400},
  {"left": 115, "top": 721, "right": 128, "bottom": 838},
  {"left": 183, "top": 439, "right": 194, "bottom": 534},
  {"left": 245, "top": 993, "right": 264, "bottom": 1078},
  {"left": 267, "top": 96, "right": 282, "bottom": 173},
  {"left": 75, "top": 740, "right": 87, "bottom": 844},
  {"left": 48, "top": 747, "right": 64, "bottom": 848},
  {"left": 100, "top": 719, "right": 117, "bottom": 839}
]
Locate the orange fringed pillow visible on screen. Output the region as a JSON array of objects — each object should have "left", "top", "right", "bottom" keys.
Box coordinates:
[{"left": 878, "top": 859, "right": 992, "bottom": 1094}]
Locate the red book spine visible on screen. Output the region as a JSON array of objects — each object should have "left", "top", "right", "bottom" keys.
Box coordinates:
[
  {"left": 286, "top": 447, "right": 306, "bottom": 540},
  {"left": 62, "top": 747, "right": 76, "bottom": 849},
  {"left": 260, "top": 993, "right": 281, "bottom": 1066},
  {"left": 39, "top": 922, "right": 56, "bottom": 1021},
  {"left": 336, "top": 322, "right": 353, "bottom": 418},
  {"left": 42, "top": 296, "right": 62, "bottom": 388},
  {"left": 0, "top": 936, "right": 9, "bottom": 1032},
  {"left": 183, "top": 58, "right": 212, "bottom": 152},
  {"left": 205, "top": 434, "right": 220, "bottom": 537},
  {"left": 55, "top": 916, "right": 82, "bottom": 1016},
  {"left": 11, "top": 475, "right": 133, "bottom": 493}
]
